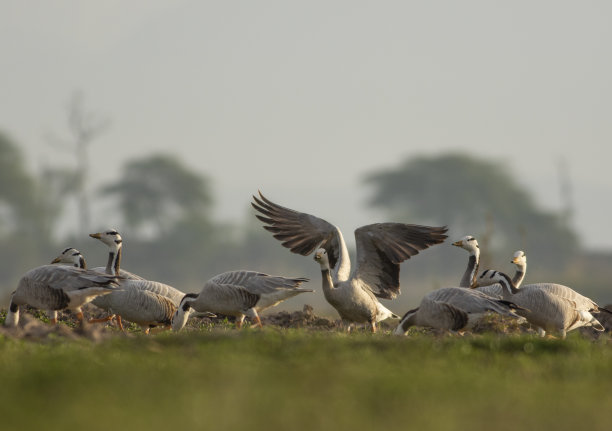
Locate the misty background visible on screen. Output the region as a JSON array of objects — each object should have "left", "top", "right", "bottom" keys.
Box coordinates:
[{"left": 1, "top": 2, "right": 610, "bottom": 315}]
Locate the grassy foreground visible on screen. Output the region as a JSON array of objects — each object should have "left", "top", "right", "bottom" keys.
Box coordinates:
[{"left": 0, "top": 329, "right": 610, "bottom": 431}]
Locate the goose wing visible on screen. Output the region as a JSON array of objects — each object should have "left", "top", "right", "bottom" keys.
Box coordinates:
[
  {"left": 251, "top": 192, "right": 343, "bottom": 270},
  {"left": 209, "top": 270, "right": 310, "bottom": 295},
  {"left": 24, "top": 265, "right": 118, "bottom": 292},
  {"left": 118, "top": 279, "right": 185, "bottom": 306},
  {"left": 523, "top": 283, "right": 599, "bottom": 311},
  {"left": 419, "top": 299, "right": 470, "bottom": 331},
  {"left": 353, "top": 223, "right": 447, "bottom": 299},
  {"left": 107, "top": 289, "right": 176, "bottom": 325},
  {"left": 91, "top": 266, "right": 146, "bottom": 281}
]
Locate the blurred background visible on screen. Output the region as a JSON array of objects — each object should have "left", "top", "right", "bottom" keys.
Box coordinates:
[{"left": 1, "top": 1, "right": 610, "bottom": 315}]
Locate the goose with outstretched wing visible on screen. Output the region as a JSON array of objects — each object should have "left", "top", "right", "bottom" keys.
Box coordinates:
[{"left": 252, "top": 191, "right": 448, "bottom": 332}]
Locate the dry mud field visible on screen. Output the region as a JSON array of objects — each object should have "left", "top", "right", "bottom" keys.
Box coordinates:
[{"left": 1, "top": 303, "right": 611, "bottom": 341}]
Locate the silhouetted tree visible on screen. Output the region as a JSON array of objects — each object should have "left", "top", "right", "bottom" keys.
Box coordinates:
[
  {"left": 47, "top": 91, "right": 110, "bottom": 236},
  {"left": 0, "top": 132, "right": 58, "bottom": 289},
  {"left": 364, "top": 153, "right": 578, "bottom": 269},
  {"left": 101, "top": 154, "right": 213, "bottom": 235}
]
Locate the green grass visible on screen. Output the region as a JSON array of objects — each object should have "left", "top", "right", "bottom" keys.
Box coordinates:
[{"left": 0, "top": 329, "right": 611, "bottom": 431}]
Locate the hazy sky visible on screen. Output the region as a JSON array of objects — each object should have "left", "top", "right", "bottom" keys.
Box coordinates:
[{"left": 1, "top": 1, "right": 611, "bottom": 249}]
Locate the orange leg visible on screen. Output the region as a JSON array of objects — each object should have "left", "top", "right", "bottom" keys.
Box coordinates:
[
  {"left": 252, "top": 314, "right": 263, "bottom": 328},
  {"left": 88, "top": 315, "right": 114, "bottom": 324},
  {"left": 369, "top": 321, "right": 377, "bottom": 333},
  {"left": 116, "top": 315, "right": 125, "bottom": 331}
]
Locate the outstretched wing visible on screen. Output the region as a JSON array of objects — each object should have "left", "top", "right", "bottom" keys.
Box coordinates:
[
  {"left": 353, "top": 223, "right": 447, "bottom": 299},
  {"left": 251, "top": 191, "right": 343, "bottom": 270}
]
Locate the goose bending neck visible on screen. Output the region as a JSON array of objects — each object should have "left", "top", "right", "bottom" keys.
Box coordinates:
[{"left": 487, "top": 271, "right": 520, "bottom": 295}]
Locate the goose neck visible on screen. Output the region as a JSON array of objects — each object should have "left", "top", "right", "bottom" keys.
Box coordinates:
[
  {"left": 461, "top": 251, "right": 480, "bottom": 288},
  {"left": 106, "top": 247, "right": 122, "bottom": 275},
  {"left": 498, "top": 275, "right": 520, "bottom": 295}
]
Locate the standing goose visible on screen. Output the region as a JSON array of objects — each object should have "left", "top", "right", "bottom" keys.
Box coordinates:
[
  {"left": 452, "top": 236, "right": 526, "bottom": 292},
  {"left": 496, "top": 250, "right": 611, "bottom": 327},
  {"left": 89, "top": 229, "right": 186, "bottom": 305},
  {"left": 52, "top": 247, "right": 177, "bottom": 334},
  {"left": 5, "top": 257, "right": 119, "bottom": 327},
  {"left": 475, "top": 270, "right": 605, "bottom": 338},
  {"left": 252, "top": 192, "right": 448, "bottom": 332},
  {"left": 172, "top": 271, "right": 311, "bottom": 331},
  {"left": 393, "top": 286, "right": 524, "bottom": 335}
]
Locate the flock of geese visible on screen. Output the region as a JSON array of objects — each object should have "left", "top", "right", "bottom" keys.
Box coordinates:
[{"left": 3, "top": 192, "right": 610, "bottom": 339}]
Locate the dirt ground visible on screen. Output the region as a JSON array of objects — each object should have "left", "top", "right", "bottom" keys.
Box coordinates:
[{"left": 0, "top": 303, "right": 610, "bottom": 342}]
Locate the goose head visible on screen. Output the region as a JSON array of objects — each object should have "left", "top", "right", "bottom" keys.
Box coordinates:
[
  {"left": 511, "top": 250, "right": 527, "bottom": 269},
  {"left": 89, "top": 229, "right": 123, "bottom": 249},
  {"left": 313, "top": 248, "right": 330, "bottom": 269},
  {"left": 452, "top": 235, "right": 479, "bottom": 254},
  {"left": 51, "top": 247, "right": 86, "bottom": 268},
  {"left": 172, "top": 293, "right": 197, "bottom": 332}
]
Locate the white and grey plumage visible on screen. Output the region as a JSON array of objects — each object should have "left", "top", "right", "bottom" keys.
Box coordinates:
[
  {"left": 52, "top": 246, "right": 177, "bottom": 333},
  {"left": 89, "top": 229, "right": 186, "bottom": 305},
  {"left": 452, "top": 236, "right": 526, "bottom": 296},
  {"left": 393, "top": 286, "right": 524, "bottom": 335},
  {"left": 252, "top": 191, "right": 448, "bottom": 332},
  {"left": 172, "top": 270, "right": 311, "bottom": 331},
  {"left": 475, "top": 270, "right": 605, "bottom": 338},
  {"left": 473, "top": 249, "right": 610, "bottom": 335},
  {"left": 4, "top": 257, "right": 119, "bottom": 327}
]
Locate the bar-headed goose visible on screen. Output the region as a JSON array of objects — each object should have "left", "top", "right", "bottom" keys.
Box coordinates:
[
  {"left": 89, "top": 229, "right": 185, "bottom": 305},
  {"left": 51, "top": 247, "right": 177, "bottom": 333},
  {"left": 393, "top": 286, "right": 524, "bottom": 335},
  {"left": 252, "top": 192, "right": 447, "bottom": 332},
  {"left": 475, "top": 270, "right": 604, "bottom": 338},
  {"left": 5, "top": 255, "right": 119, "bottom": 327},
  {"left": 172, "top": 271, "right": 311, "bottom": 331},
  {"left": 452, "top": 236, "right": 526, "bottom": 294}
]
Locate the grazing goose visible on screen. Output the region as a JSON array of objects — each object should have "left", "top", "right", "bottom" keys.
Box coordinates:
[
  {"left": 172, "top": 271, "right": 311, "bottom": 331},
  {"left": 475, "top": 270, "right": 605, "bottom": 338},
  {"left": 452, "top": 236, "right": 526, "bottom": 293},
  {"left": 252, "top": 191, "right": 448, "bottom": 332},
  {"left": 393, "top": 286, "right": 524, "bottom": 335},
  {"left": 51, "top": 247, "right": 177, "bottom": 333},
  {"left": 4, "top": 259, "right": 119, "bottom": 327}
]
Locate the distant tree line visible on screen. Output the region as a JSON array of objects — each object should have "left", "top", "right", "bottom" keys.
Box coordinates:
[{"left": 0, "top": 132, "right": 585, "bottom": 303}]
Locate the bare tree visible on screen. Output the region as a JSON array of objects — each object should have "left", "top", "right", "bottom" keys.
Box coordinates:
[{"left": 47, "top": 91, "right": 110, "bottom": 236}]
